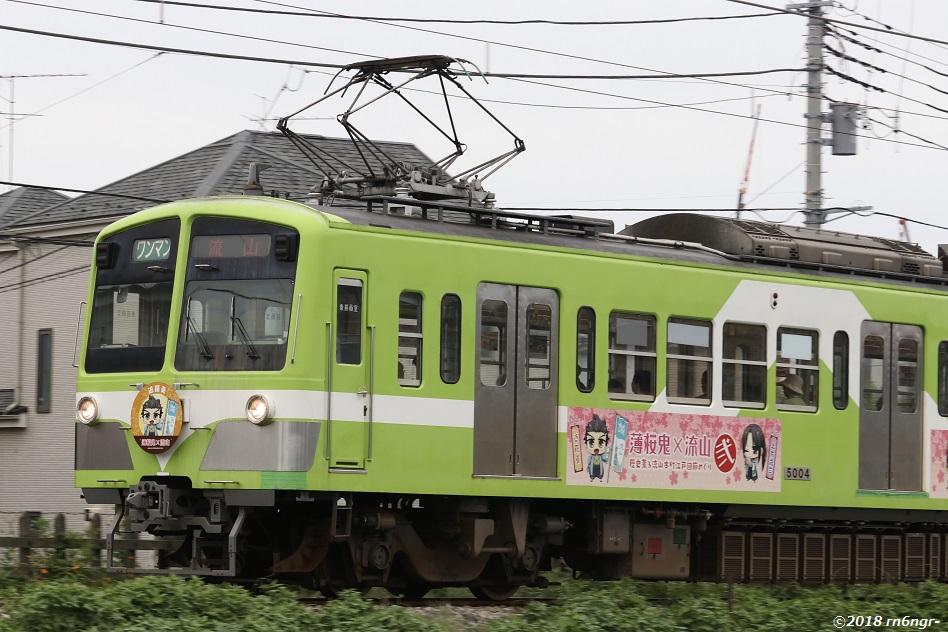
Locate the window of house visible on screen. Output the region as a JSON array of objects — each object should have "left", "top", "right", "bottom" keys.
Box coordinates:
[
  {"left": 833, "top": 331, "right": 849, "bottom": 410},
  {"left": 722, "top": 322, "right": 766, "bottom": 408},
  {"left": 608, "top": 311, "right": 656, "bottom": 401},
  {"left": 398, "top": 292, "right": 422, "bottom": 387},
  {"left": 37, "top": 329, "right": 52, "bottom": 413},
  {"left": 667, "top": 318, "right": 711, "bottom": 405},
  {"left": 440, "top": 294, "right": 461, "bottom": 384},
  {"left": 777, "top": 327, "right": 819, "bottom": 412},
  {"left": 576, "top": 307, "right": 595, "bottom": 393}
]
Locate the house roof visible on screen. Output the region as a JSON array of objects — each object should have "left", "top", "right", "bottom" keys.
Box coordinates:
[
  {"left": 5, "top": 130, "right": 433, "bottom": 230},
  {"left": 0, "top": 187, "right": 70, "bottom": 226}
]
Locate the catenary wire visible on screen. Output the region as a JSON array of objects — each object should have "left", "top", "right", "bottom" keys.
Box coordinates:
[
  {"left": 125, "top": 0, "right": 786, "bottom": 26},
  {"left": 725, "top": 0, "right": 948, "bottom": 47}
]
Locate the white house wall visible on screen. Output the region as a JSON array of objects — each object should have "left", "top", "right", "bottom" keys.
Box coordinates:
[{"left": 0, "top": 238, "right": 96, "bottom": 535}]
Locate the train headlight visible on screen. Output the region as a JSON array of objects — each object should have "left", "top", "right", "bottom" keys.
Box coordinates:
[
  {"left": 77, "top": 396, "right": 99, "bottom": 425},
  {"left": 246, "top": 394, "right": 274, "bottom": 425}
]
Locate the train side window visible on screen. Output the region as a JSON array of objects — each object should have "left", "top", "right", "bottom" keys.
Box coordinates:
[
  {"left": 526, "top": 304, "right": 552, "bottom": 390},
  {"left": 833, "top": 331, "right": 849, "bottom": 410},
  {"left": 667, "top": 318, "right": 711, "bottom": 405},
  {"left": 336, "top": 279, "right": 362, "bottom": 365},
  {"left": 608, "top": 311, "right": 656, "bottom": 402},
  {"left": 480, "top": 300, "right": 508, "bottom": 386},
  {"left": 722, "top": 322, "right": 766, "bottom": 409},
  {"left": 777, "top": 327, "right": 819, "bottom": 412},
  {"left": 939, "top": 342, "right": 948, "bottom": 416},
  {"left": 897, "top": 338, "right": 919, "bottom": 413},
  {"left": 440, "top": 294, "right": 461, "bottom": 384},
  {"left": 862, "top": 335, "right": 885, "bottom": 410},
  {"left": 576, "top": 307, "right": 595, "bottom": 393},
  {"left": 398, "top": 292, "right": 422, "bottom": 387}
]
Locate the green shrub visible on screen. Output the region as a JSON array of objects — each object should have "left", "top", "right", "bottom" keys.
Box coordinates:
[{"left": 0, "top": 576, "right": 320, "bottom": 632}]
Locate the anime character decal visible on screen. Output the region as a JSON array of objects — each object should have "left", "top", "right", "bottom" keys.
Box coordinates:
[
  {"left": 583, "top": 415, "right": 610, "bottom": 482},
  {"left": 130, "top": 382, "right": 183, "bottom": 454},
  {"left": 741, "top": 423, "right": 766, "bottom": 483},
  {"left": 567, "top": 408, "right": 781, "bottom": 491}
]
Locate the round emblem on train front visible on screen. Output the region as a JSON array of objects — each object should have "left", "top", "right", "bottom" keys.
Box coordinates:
[{"left": 130, "top": 382, "right": 182, "bottom": 454}]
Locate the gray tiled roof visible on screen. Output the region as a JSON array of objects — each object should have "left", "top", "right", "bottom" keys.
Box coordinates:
[
  {"left": 7, "top": 131, "right": 433, "bottom": 229},
  {"left": 0, "top": 187, "right": 70, "bottom": 226}
]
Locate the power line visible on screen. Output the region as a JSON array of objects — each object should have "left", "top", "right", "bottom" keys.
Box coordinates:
[
  {"left": 252, "top": 0, "right": 805, "bottom": 96},
  {"left": 0, "top": 22, "right": 352, "bottom": 69},
  {"left": 725, "top": 0, "right": 948, "bottom": 47},
  {"left": 0, "top": 243, "right": 71, "bottom": 276},
  {"left": 0, "top": 18, "right": 804, "bottom": 89},
  {"left": 824, "top": 64, "right": 948, "bottom": 116},
  {"left": 506, "top": 76, "right": 948, "bottom": 154},
  {"left": 6, "top": 0, "right": 370, "bottom": 59},
  {"left": 825, "top": 42, "right": 948, "bottom": 99},
  {"left": 0, "top": 264, "right": 88, "bottom": 295},
  {"left": 0, "top": 233, "right": 92, "bottom": 246},
  {"left": 830, "top": 27, "right": 948, "bottom": 82},
  {"left": 128, "top": 0, "right": 786, "bottom": 26},
  {"left": 866, "top": 116, "right": 948, "bottom": 151},
  {"left": 481, "top": 68, "right": 804, "bottom": 80},
  {"left": 0, "top": 180, "right": 170, "bottom": 203},
  {"left": 0, "top": 5, "right": 809, "bottom": 91}
]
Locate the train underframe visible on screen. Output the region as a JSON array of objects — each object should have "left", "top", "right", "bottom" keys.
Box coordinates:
[{"left": 100, "top": 479, "right": 948, "bottom": 596}]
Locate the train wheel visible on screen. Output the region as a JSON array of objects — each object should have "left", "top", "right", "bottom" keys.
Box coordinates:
[{"left": 470, "top": 584, "right": 520, "bottom": 601}]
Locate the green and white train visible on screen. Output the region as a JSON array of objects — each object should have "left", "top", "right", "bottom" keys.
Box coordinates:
[{"left": 76, "top": 193, "right": 948, "bottom": 595}]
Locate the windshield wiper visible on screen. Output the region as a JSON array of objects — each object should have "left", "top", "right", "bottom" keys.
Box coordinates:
[
  {"left": 230, "top": 296, "right": 259, "bottom": 359},
  {"left": 186, "top": 297, "right": 213, "bottom": 359}
]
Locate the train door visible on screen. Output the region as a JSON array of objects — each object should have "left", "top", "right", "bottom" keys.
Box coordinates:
[
  {"left": 474, "top": 283, "right": 558, "bottom": 477},
  {"left": 858, "top": 322, "right": 923, "bottom": 491},
  {"left": 327, "top": 270, "right": 370, "bottom": 470}
]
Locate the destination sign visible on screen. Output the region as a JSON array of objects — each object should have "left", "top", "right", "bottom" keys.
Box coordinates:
[
  {"left": 192, "top": 234, "right": 271, "bottom": 258},
  {"left": 132, "top": 238, "right": 172, "bottom": 262}
]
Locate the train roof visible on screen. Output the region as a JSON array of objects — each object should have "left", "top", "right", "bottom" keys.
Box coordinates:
[{"left": 307, "top": 196, "right": 948, "bottom": 290}]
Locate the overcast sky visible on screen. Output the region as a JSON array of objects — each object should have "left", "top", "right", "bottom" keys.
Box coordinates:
[{"left": 2, "top": 1, "right": 948, "bottom": 254}]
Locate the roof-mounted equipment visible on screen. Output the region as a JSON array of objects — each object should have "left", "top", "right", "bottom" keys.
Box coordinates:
[{"left": 623, "top": 213, "right": 943, "bottom": 278}]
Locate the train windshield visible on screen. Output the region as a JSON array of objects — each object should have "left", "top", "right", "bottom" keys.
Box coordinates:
[
  {"left": 85, "top": 218, "right": 180, "bottom": 374},
  {"left": 86, "top": 282, "right": 174, "bottom": 373},
  {"left": 175, "top": 279, "right": 294, "bottom": 371}
]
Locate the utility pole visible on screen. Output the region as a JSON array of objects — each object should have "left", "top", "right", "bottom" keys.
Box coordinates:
[
  {"left": 787, "top": 2, "right": 870, "bottom": 228},
  {"left": 787, "top": 1, "right": 832, "bottom": 227}
]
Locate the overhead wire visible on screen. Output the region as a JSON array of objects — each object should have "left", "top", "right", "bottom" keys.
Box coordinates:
[
  {"left": 725, "top": 0, "right": 948, "bottom": 47},
  {"left": 0, "top": 3, "right": 807, "bottom": 90},
  {"left": 0, "top": 265, "right": 88, "bottom": 295},
  {"left": 2, "top": 1, "right": 947, "bottom": 178},
  {"left": 127, "top": 0, "right": 786, "bottom": 26},
  {"left": 5, "top": 0, "right": 370, "bottom": 59}
]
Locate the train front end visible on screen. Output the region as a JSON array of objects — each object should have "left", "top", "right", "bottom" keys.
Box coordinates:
[{"left": 75, "top": 198, "right": 313, "bottom": 577}]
